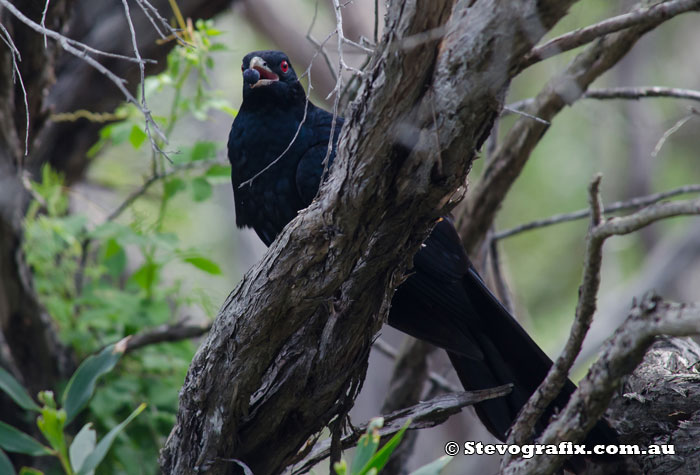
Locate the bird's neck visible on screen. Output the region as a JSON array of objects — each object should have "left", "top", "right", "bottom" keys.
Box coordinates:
[{"left": 241, "top": 82, "right": 308, "bottom": 115}]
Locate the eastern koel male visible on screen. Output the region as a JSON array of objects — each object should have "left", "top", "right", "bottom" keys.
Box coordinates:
[{"left": 228, "top": 50, "right": 617, "bottom": 458}]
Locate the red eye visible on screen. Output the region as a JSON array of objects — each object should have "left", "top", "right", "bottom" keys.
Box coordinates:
[{"left": 280, "top": 60, "right": 289, "bottom": 73}]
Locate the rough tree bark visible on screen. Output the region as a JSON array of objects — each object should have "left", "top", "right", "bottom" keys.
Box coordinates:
[
  {"left": 607, "top": 337, "right": 700, "bottom": 474},
  {"left": 159, "top": 1, "right": 579, "bottom": 473}
]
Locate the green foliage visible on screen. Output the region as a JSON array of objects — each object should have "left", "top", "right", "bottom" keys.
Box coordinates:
[
  {"left": 18, "top": 18, "right": 234, "bottom": 475},
  {"left": 333, "top": 419, "right": 451, "bottom": 475},
  {"left": 0, "top": 344, "right": 144, "bottom": 475}
]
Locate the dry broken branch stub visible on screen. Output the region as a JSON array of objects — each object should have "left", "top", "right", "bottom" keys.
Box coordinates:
[{"left": 292, "top": 385, "right": 512, "bottom": 474}]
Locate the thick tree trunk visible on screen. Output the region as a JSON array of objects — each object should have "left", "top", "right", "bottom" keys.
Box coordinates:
[{"left": 159, "top": 1, "right": 578, "bottom": 473}]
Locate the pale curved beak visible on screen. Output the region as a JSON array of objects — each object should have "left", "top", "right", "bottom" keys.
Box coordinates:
[{"left": 248, "top": 56, "right": 279, "bottom": 88}]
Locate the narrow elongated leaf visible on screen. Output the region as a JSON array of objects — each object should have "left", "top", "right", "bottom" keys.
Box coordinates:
[
  {"left": 358, "top": 419, "right": 411, "bottom": 475},
  {"left": 76, "top": 403, "right": 146, "bottom": 475},
  {"left": 0, "top": 367, "right": 40, "bottom": 412},
  {"left": 62, "top": 344, "right": 124, "bottom": 424},
  {"left": 0, "top": 421, "right": 52, "bottom": 456},
  {"left": 0, "top": 449, "right": 16, "bottom": 475},
  {"left": 182, "top": 256, "right": 222, "bottom": 275},
  {"left": 70, "top": 423, "right": 96, "bottom": 474},
  {"left": 18, "top": 468, "right": 43, "bottom": 475}
]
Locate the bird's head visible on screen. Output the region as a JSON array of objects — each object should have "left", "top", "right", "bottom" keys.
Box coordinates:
[{"left": 240, "top": 50, "right": 301, "bottom": 102}]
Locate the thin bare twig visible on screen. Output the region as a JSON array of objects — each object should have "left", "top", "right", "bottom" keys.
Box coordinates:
[
  {"left": 120, "top": 0, "right": 169, "bottom": 161},
  {"left": 373, "top": 338, "right": 462, "bottom": 393},
  {"left": 108, "top": 157, "right": 227, "bottom": 222},
  {"left": 585, "top": 86, "right": 700, "bottom": 103},
  {"left": 505, "top": 86, "right": 700, "bottom": 115},
  {"left": 134, "top": 0, "right": 175, "bottom": 41},
  {"left": 652, "top": 107, "right": 699, "bottom": 158},
  {"left": 0, "top": 23, "right": 29, "bottom": 157},
  {"left": 0, "top": 0, "right": 167, "bottom": 160},
  {"left": 494, "top": 183, "right": 700, "bottom": 240},
  {"left": 292, "top": 386, "right": 513, "bottom": 474},
  {"left": 0, "top": 0, "right": 155, "bottom": 65},
  {"left": 123, "top": 319, "right": 212, "bottom": 354},
  {"left": 521, "top": 0, "right": 700, "bottom": 70},
  {"left": 40, "top": 0, "right": 51, "bottom": 47},
  {"left": 306, "top": 2, "right": 337, "bottom": 84},
  {"left": 501, "top": 105, "right": 550, "bottom": 125}
]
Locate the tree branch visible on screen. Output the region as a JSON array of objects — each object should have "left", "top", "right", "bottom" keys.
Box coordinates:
[
  {"left": 504, "top": 178, "right": 700, "bottom": 468},
  {"left": 457, "top": 0, "right": 698, "bottom": 256},
  {"left": 493, "top": 183, "right": 700, "bottom": 241},
  {"left": 122, "top": 319, "right": 211, "bottom": 354},
  {"left": 504, "top": 175, "right": 604, "bottom": 453},
  {"left": 504, "top": 295, "right": 700, "bottom": 474},
  {"left": 520, "top": 0, "right": 700, "bottom": 70},
  {"left": 585, "top": 86, "right": 700, "bottom": 102}
]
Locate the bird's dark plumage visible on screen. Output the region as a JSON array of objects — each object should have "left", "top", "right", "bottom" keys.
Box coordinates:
[{"left": 228, "top": 50, "right": 619, "bottom": 469}]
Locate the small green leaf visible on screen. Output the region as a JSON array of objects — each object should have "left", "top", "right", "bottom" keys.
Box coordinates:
[
  {"left": 129, "top": 261, "right": 160, "bottom": 291},
  {"left": 128, "top": 125, "right": 147, "bottom": 149},
  {"left": 76, "top": 403, "right": 146, "bottom": 475},
  {"left": 62, "top": 344, "right": 124, "bottom": 424},
  {"left": 101, "top": 238, "right": 126, "bottom": 276},
  {"left": 182, "top": 256, "right": 222, "bottom": 275},
  {"left": 70, "top": 423, "right": 97, "bottom": 474},
  {"left": 205, "top": 164, "right": 231, "bottom": 177},
  {"left": 18, "top": 468, "right": 43, "bottom": 475},
  {"left": 0, "top": 367, "right": 40, "bottom": 412},
  {"left": 36, "top": 407, "right": 67, "bottom": 462},
  {"left": 190, "top": 141, "right": 218, "bottom": 161},
  {"left": 409, "top": 455, "right": 452, "bottom": 475},
  {"left": 191, "top": 177, "right": 212, "bottom": 202},
  {"left": 0, "top": 449, "right": 16, "bottom": 475},
  {"left": 164, "top": 178, "right": 186, "bottom": 199},
  {"left": 0, "top": 421, "right": 52, "bottom": 456}
]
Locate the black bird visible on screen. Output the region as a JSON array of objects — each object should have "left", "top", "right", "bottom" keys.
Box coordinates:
[{"left": 228, "top": 50, "right": 619, "bottom": 465}]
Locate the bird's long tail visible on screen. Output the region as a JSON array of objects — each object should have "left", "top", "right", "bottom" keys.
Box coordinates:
[{"left": 449, "top": 267, "right": 621, "bottom": 470}]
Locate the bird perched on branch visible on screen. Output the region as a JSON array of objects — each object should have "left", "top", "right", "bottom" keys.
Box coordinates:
[{"left": 228, "top": 50, "right": 619, "bottom": 470}]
